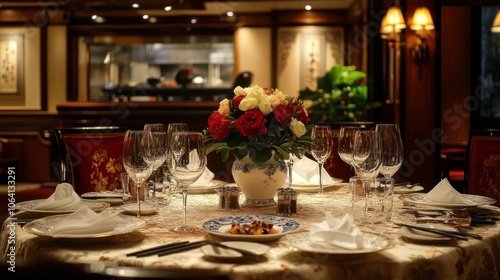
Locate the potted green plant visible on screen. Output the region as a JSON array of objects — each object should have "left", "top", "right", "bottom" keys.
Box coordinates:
[{"left": 298, "top": 64, "right": 381, "bottom": 123}]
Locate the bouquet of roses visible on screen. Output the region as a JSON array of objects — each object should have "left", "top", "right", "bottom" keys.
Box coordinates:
[{"left": 203, "top": 85, "right": 314, "bottom": 165}]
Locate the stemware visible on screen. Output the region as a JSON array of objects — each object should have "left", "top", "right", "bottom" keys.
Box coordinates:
[
  {"left": 310, "top": 125, "right": 333, "bottom": 195},
  {"left": 122, "top": 130, "right": 154, "bottom": 217},
  {"left": 375, "top": 124, "right": 404, "bottom": 179},
  {"left": 285, "top": 151, "right": 304, "bottom": 189},
  {"left": 165, "top": 123, "right": 189, "bottom": 195},
  {"left": 337, "top": 126, "right": 360, "bottom": 173},
  {"left": 142, "top": 129, "right": 168, "bottom": 205},
  {"left": 168, "top": 131, "right": 206, "bottom": 232},
  {"left": 352, "top": 130, "right": 383, "bottom": 182}
]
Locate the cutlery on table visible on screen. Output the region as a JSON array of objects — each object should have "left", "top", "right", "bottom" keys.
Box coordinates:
[
  {"left": 394, "top": 223, "right": 482, "bottom": 240},
  {"left": 205, "top": 240, "right": 261, "bottom": 257},
  {"left": 127, "top": 241, "right": 192, "bottom": 257}
]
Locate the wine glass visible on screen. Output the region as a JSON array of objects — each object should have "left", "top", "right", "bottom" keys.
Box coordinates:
[
  {"left": 165, "top": 123, "right": 189, "bottom": 195},
  {"left": 143, "top": 130, "right": 168, "bottom": 205},
  {"left": 375, "top": 124, "right": 404, "bottom": 179},
  {"left": 285, "top": 151, "right": 304, "bottom": 189},
  {"left": 310, "top": 125, "right": 333, "bottom": 195},
  {"left": 352, "top": 130, "right": 383, "bottom": 182},
  {"left": 168, "top": 131, "right": 206, "bottom": 232},
  {"left": 337, "top": 126, "right": 360, "bottom": 171},
  {"left": 122, "top": 130, "right": 154, "bottom": 217},
  {"left": 144, "top": 123, "right": 166, "bottom": 133}
]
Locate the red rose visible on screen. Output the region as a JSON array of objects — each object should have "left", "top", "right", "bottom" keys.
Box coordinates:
[
  {"left": 208, "top": 112, "right": 231, "bottom": 140},
  {"left": 263, "top": 88, "right": 273, "bottom": 95},
  {"left": 234, "top": 109, "right": 266, "bottom": 137},
  {"left": 231, "top": 95, "right": 245, "bottom": 110},
  {"left": 294, "top": 104, "right": 310, "bottom": 122},
  {"left": 273, "top": 105, "right": 292, "bottom": 125}
]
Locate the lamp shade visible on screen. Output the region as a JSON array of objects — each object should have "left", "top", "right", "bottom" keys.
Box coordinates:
[
  {"left": 410, "top": 7, "right": 435, "bottom": 31},
  {"left": 380, "top": 6, "right": 406, "bottom": 34},
  {"left": 492, "top": 10, "right": 500, "bottom": 33}
]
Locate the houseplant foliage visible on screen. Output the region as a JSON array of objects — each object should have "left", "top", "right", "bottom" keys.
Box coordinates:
[
  {"left": 203, "top": 85, "right": 314, "bottom": 165},
  {"left": 298, "top": 64, "right": 381, "bottom": 123}
]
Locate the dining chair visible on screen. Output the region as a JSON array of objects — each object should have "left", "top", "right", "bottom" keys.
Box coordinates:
[
  {"left": 440, "top": 144, "right": 466, "bottom": 192},
  {"left": 53, "top": 126, "right": 128, "bottom": 195},
  {"left": 464, "top": 129, "right": 500, "bottom": 207}
]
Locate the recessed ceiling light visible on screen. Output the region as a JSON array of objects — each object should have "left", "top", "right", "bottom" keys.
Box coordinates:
[
  {"left": 226, "top": 11, "right": 234, "bottom": 17},
  {"left": 143, "top": 15, "right": 149, "bottom": 20},
  {"left": 191, "top": 18, "right": 197, "bottom": 24},
  {"left": 132, "top": 3, "right": 139, "bottom": 9},
  {"left": 164, "top": 6, "right": 172, "bottom": 11},
  {"left": 305, "top": 5, "right": 312, "bottom": 11},
  {"left": 149, "top": 17, "right": 157, "bottom": 23},
  {"left": 91, "top": 15, "right": 104, "bottom": 23}
]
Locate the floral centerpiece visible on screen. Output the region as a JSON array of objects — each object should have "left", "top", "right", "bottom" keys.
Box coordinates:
[{"left": 203, "top": 85, "right": 314, "bottom": 166}]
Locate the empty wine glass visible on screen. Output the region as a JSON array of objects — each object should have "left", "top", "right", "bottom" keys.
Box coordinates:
[
  {"left": 168, "top": 131, "right": 206, "bottom": 233},
  {"left": 144, "top": 123, "right": 166, "bottom": 133},
  {"left": 143, "top": 130, "right": 168, "bottom": 205},
  {"left": 122, "top": 130, "right": 154, "bottom": 217},
  {"left": 337, "top": 126, "right": 360, "bottom": 171},
  {"left": 310, "top": 125, "right": 333, "bottom": 195},
  {"left": 285, "top": 151, "right": 304, "bottom": 189},
  {"left": 352, "top": 130, "right": 383, "bottom": 182},
  {"left": 375, "top": 124, "right": 404, "bottom": 179},
  {"left": 165, "top": 123, "right": 189, "bottom": 195}
]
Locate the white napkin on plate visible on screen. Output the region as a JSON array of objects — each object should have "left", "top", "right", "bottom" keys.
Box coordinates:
[
  {"left": 290, "top": 157, "right": 336, "bottom": 185},
  {"left": 309, "top": 212, "right": 365, "bottom": 250},
  {"left": 193, "top": 168, "right": 215, "bottom": 185},
  {"left": 33, "top": 183, "right": 81, "bottom": 211},
  {"left": 424, "top": 178, "right": 473, "bottom": 205},
  {"left": 50, "top": 205, "right": 124, "bottom": 234}
]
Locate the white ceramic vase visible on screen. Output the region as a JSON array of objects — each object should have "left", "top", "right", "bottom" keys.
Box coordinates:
[{"left": 231, "top": 157, "right": 287, "bottom": 207}]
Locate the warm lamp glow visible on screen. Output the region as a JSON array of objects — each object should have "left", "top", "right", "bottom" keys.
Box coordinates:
[
  {"left": 492, "top": 10, "right": 500, "bottom": 33},
  {"left": 380, "top": 6, "right": 406, "bottom": 34},
  {"left": 410, "top": 7, "right": 435, "bottom": 31}
]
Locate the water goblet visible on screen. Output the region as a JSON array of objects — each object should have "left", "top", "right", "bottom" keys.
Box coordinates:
[
  {"left": 168, "top": 131, "right": 206, "bottom": 233},
  {"left": 285, "top": 151, "right": 304, "bottom": 189},
  {"left": 165, "top": 123, "right": 189, "bottom": 194},
  {"left": 310, "top": 125, "right": 333, "bottom": 195},
  {"left": 375, "top": 124, "right": 404, "bottom": 179},
  {"left": 122, "top": 130, "right": 154, "bottom": 217},
  {"left": 337, "top": 126, "right": 360, "bottom": 170}
]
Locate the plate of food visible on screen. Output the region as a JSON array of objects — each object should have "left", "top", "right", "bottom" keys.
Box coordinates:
[
  {"left": 281, "top": 231, "right": 390, "bottom": 255},
  {"left": 16, "top": 199, "right": 110, "bottom": 214},
  {"left": 201, "top": 215, "right": 301, "bottom": 242},
  {"left": 403, "top": 193, "right": 496, "bottom": 208},
  {"left": 22, "top": 214, "right": 147, "bottom": 239}
]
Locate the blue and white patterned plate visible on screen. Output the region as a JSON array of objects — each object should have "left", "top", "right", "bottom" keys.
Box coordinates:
[{"left": 202, "top": 215, "right": 301, "bottom": 242}]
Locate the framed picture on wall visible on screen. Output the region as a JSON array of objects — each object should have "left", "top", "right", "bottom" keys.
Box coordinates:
[{"left": 0, "top": 34, "right": 24, "bottom": 101}]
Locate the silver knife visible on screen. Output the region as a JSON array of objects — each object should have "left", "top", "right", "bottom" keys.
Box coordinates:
[{"left": 395, "top": 223, "right": 482, "bottom": 240}]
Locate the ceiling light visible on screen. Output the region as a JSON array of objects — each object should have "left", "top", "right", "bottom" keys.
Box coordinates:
[
  {"left": 143, "top": 15, "right": 149, "bottom": 20},
  {"left": 164, "top": 6, "right": 172, "bottom": 11},
  {"left": 226, "top": 11, "right": 234, "bottom": 17},
  {"left": 305, "top": 5, "right": 312, "bottom": 11},
  {"left": 132, "top": 3, "right": 139, "bottom": 9},
  {"left": 191, "top": 19, "right": 197, "bottom": 24}
]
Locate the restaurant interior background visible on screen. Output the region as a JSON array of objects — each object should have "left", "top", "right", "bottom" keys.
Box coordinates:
[{"left": 0, "top": 0, "right": 499, "bottom": 193}]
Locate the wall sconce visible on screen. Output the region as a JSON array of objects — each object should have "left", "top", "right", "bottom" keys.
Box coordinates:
[
  {"left": 380, "top": 6, "right": 406, "bottom": 41},
  {"left": 410, "top": 7, "right": 434, "bottom": 79},
  {"left": 492, "top": 10, "right": 500, "bottom": 32}
]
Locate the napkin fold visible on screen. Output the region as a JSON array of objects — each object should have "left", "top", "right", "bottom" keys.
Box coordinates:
[
  {"left": 193, "top": 168, "right": 215, "bottom": 185},
  {"left": 50, "top": 205, "right": 124, "bottom": 234},
  {"left": 289, "top": 157, "right": 336, "bottom": 185},
  {"left": 309, "top": 212, "right": 365, "bottom": 250},
  {"left": 424, "top": 178, "right": 472, "bottom": 205},
  {"left": 33, "top": 183, "right": 81, "bottom": 211}
]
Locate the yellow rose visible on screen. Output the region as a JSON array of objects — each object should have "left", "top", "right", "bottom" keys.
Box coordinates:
[
  {"left": 290, "top": 118, "right": 306, "bottom": 137},
  {"left": 239, "top": 96, "right": 259, "bottom": 111},
  {"left": 218, "top": 98, "right": 230, "bottom": 117},
  {"left": 258, "top": 96, "right": 273, "bottom": 115},
  {"left": 234, "top": 86, "right": 246, "bottom": 96}
]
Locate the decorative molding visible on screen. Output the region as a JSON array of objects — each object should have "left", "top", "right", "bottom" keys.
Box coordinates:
[
  {"left": 325, "top": 30, "right": 344, "bottom": 66},
  {"left": 277, "top": 30, "right": 298, "bottom": 76}
]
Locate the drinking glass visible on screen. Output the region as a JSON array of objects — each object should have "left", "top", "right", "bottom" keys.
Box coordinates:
[
  {"left": 143, "top": 130, "right": 168, "bottom": 205},
  {"left": 165, "top": 123, "right": 189, "bottom": 195},
  {"left": 144, "top": 123, "right": 166, "bottom": 133},
  {"left": 352, "top": 130, "right": 382, "bottom": 182},
  {"left": 337, "top": 126, "right": 360, "bottom": 175},
  {"left": 168, "top": 131, "right": 206, "bottom": 232},
  {"left": 310, "top": 125, "right": 333, "bottom": 195},
  {"left": 122, "top": 130, "right": 154, "bottom": 217},
  {"left": 285, "top": 151, "right": 304, "bottom": 189},
  {"left": 375, "top": 124, "right": 404, "bottom": 179}
]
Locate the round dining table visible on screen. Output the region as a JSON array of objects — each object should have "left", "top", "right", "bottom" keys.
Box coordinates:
[{"left": 1, "top": 184, "right": 499, "bottom": 279}]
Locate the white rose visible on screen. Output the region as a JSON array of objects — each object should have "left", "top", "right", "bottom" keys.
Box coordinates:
[
  {"left": 258, "top": 96, "right": 273, "bottom": 115},
  {"left": 290, "top": 118, "right": 306, "bottom": 137},
  {"left": 239, "top": 96, "right": 259, "bottom": 111},
  {"left": 234, "top": 86, "right": 246, "bottom": 96}
]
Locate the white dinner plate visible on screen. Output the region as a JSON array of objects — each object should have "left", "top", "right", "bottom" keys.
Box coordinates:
[
  {"left": 399, "top": 223, "right": 458, "bottom": 243},
  {"left": 122, "top": 203, "right": 158, "bottom": 216},
  {"left": 403, "top": 193, "right": 496, "bottom": 208},
  {"left": 281, "top": 231, "right": 390, "bottom": 255},
  {"left": 394, "top": 185, "right": 424, "bottom": 194},
  {"left": 22, "top": 214, "right": 147, "bottom": 238},
  {"left": 81, "top": 192, "right": 124, "bottom": 205},
  {"left": 188, "top": 180, "right": 226, "bottom": 194},
  {"left": 16, "top": 199, "right": 110, "bottom": 214},
  {"left": 200, "top": 241, "right": 270, "bottom": 259},
  {"left": 202, "top": 215, "right": 301, "bottom": 243}
]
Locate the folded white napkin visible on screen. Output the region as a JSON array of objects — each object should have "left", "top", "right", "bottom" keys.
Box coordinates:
[
  {"left": 193, "top": 168, "right": 215, "bottom": 185},
  {"left": 33, "top": 183, "right": 81, "bottom": 211},
  {"left": 289, "top": 157, "right": 336, "bottom": 185},
  {"left": 424, "top": 178, "right": 472, "bottom": 205},
  {"left": 50, "top": 205, "right": 124, "bottom": 234},
  {"left": 309, "top": 213, "right": 365, "bottom": 250}
]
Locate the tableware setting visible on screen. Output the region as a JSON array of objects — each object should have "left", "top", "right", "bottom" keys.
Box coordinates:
[
  {"left": 16, "top": 183, "right": 110, "bottom": 214},
  {"left": 81, "top": 191, "right": 124, "bottom": 205},
  {"left": 122, "top": 203, "right": 158, "bottom": 216},
  {"left": 287, "top": 156, "right": 343, "bottom": 193},
  {"left": 309, "top": 125, "right": 333, "bottom": 195},
  {"left": 396, "top": 222, "right": 465, "bottom": 243},
  {"left": 281, "top": 213, "right": 390, "bottom": 255},
  {"left": 200, "top": 241, "right": 270, "bottom": 259},
  {"left": 394, "top": 182, "right": 424, "bottom": 194},
  {"left": 201, "top": 215, "right": 301, "bottom": 242},
  {"left": 403, "top": 178, "right": 497, "bottom": 208},
  {"left": 22, "top": 205, "right": 147, "bottom": 238},
  {"left": 187, "top": 168, "right": 226, "bottom": 194}
]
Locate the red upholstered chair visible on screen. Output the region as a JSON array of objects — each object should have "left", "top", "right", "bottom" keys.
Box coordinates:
[
  {"left": 54, "top": 126, "right": 128, "bottom": 195},
  {"left": 464, "top": 129, "right": 500, "bottom": 207}
]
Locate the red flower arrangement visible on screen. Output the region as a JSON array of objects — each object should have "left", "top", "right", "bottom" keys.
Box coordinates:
[{"left": 203, "top": 85, "right": 313, "bottom": 165}]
